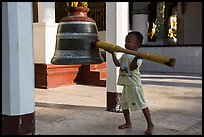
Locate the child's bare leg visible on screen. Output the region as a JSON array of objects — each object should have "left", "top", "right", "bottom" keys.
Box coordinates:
[
  {"left": 142, "top": 107, "right": 154, "bottom": 135},
  {"left": 118, "top": 109, "right": 132, "bottom": 129}
]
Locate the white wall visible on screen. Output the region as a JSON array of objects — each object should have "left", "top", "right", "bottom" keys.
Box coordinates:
[
  {"left": 98, "top": 31, "right": 106, "bottom": 42},
  {"left": 33, "top": 22, "right": 58, "bottom": 64},
  {"left": 139, "top": 46, "right": 202, "bottom": 74}
]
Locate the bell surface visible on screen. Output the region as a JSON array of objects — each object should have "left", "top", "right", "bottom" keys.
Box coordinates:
[{"left": 51, "top": 21, "right": 104, "bottom": 65}]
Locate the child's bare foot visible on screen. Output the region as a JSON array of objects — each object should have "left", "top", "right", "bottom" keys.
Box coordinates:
[
  {"left": 144, "top": 124, "right": 154, "bottom": 135},
  {"left": 118, "top": 124, "right": 132, "bottom": 129}
]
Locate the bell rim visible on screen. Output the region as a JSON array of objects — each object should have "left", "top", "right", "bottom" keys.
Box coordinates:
[{"left": 51, "top": 58, "right": 104, "bottom": 65}]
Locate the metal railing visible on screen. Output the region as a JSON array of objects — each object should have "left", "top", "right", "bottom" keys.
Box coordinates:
[{"left": 88, "top": 2, "right": 106, "bottom": 31}]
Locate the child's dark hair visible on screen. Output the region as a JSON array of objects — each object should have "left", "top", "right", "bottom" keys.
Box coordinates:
[{"left": 128, "top": 31, "right": 143, "bottom": 47}]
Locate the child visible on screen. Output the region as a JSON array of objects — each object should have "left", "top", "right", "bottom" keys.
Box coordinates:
[{"left": 108, "top": 31, "right": 154, "bottom": 135}]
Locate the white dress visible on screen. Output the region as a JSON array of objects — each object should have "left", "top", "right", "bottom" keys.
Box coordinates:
[{"left": 117, "top": 54, "right": 148, "bottom": 111}]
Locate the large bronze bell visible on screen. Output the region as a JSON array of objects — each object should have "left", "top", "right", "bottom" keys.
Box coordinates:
[{"left": 51, "top": 6, "right": 104, "bottom": 65}]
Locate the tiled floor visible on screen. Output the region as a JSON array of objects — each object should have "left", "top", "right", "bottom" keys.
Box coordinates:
[{"left": 35, "top": 73, "right": 202, "bottom": 135}]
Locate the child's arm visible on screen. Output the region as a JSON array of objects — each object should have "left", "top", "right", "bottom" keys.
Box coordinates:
[
  {"left": 129, "top": 55, "right": 140, "bottom": 71},
  {"left": 110, "top": 52, "right": 120, "bottom": 67}
]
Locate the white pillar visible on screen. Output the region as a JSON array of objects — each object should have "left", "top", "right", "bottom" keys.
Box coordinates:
[
  {"left": 132, "top": 2, "right": 148, "bottom": 44},
  {"left": 38, "top": 2, "right": 55, "bottom": 23},
  {"left": 34, "top": 2, "right": 57, "bottom": 64},
  {"left": 106, "top": 2, "right": 129, "bottom": 111},
  {"left": 2, "top": 2, "right": 35, "bottom": 134}
]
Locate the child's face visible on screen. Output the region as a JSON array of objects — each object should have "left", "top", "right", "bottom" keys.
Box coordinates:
[{"left": 125, "top": 34, "right": 140, "bottom": 51}]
